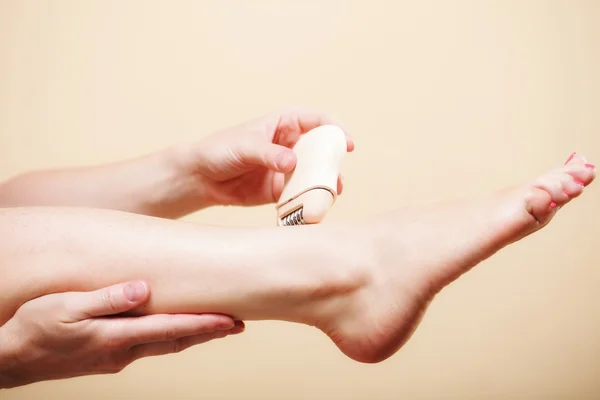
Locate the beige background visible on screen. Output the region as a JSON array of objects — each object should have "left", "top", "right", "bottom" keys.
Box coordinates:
[{"left": 1, "top": 0, "right": 599, "bottom": 399}]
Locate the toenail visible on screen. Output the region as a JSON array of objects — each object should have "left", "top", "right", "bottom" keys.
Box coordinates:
[
  {"left": 550, "top": 201, "right": 557, "bottom": 208},
  {"left": 575, "top": 180, "right": 584, "bottom": 187},
  {"left": 584, "top": 163, "right": 595, "bottom": 170}
]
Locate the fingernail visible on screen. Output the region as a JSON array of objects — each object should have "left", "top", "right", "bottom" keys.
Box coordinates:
[
  {"left": 550, "top": 201, "right": 557, "bottom": 208},
  {"left": 347, "top": 138, "right": 355, "bottom": 151},
  {"left": 565, "top": 152, "right": 577, "bottom": 164},
  {"left": 124, "top": 281, "right": 147, "bottom": 302},
  {"left": 584, "top": 163, "right": 595, "bottom": 170},
  {"left": 276, "top": 152, "right": 291, "bottom": 170}
]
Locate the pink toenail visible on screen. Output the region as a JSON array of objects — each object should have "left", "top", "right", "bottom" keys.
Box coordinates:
[
  {"left": 565, "top": 152, "right": 577, "bottom": 164},
  {"left": 575, "top": 180, "right": 584, "bottom": 187},
  {"left": 563, "top": 190, "right": 570, "bottom": 196},
  {"left": 584, "top": 163, "right": 595, "bottom": 170},
  {"left": 550, "top": 201, "right": 557, "bottom": 208}
]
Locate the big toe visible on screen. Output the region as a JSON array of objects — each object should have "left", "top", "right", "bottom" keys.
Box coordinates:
[
  {"left": 527, "top": 153, "right": 596, "bottom": 224},
  {"left": 558, "top": 152, "right": 596, "bottom": 189}
]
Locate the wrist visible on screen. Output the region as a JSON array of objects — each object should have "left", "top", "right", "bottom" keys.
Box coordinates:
[{"left": 160, "top": 145, "right": 219, "bottom": 214}]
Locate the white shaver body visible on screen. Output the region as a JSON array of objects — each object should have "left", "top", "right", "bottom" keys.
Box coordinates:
[{"left": 276, "top": 124, "right": 347, "bottom": 226}]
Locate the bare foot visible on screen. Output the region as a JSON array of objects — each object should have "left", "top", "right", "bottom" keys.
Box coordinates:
[{"left": 319, "top": 153, "right": 596, "bottom": 363}]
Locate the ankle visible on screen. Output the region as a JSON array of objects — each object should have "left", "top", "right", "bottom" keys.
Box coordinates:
[{"left": 296, "top": 224, "right": 377, "bottom": 326}]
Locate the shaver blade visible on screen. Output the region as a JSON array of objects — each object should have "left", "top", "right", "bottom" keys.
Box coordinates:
[{"left": 278, "top": 206, "right": 306, "bottom": 226}]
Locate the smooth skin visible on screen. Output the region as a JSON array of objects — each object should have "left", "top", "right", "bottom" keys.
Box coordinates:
[
  {"left": 0, "top": 111, "right": 595, "bottom": 384},
  {"left": 0, "top": 110, "right": 353, "bottom": 388}
]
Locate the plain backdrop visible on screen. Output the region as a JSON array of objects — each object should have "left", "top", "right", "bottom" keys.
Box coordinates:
[{"left": 1, "top": 1, "right": 599, "bottom": 399}]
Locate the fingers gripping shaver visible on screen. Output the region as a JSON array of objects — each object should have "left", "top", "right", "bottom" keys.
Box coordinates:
[{"left": 276, "top": 125, "right": 347, "bottom": 226}]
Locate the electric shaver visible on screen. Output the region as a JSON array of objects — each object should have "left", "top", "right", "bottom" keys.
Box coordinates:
[{"left": 276, "top": 124, "right": 347, "bottom": 226}]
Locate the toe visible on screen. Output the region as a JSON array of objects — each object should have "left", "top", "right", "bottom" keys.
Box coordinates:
[
  {"left": 525, "top": 187, "right": 556, "bottom": 224},
  {"left": 553, "top": 172, "right": 584, "bottom": 198},
  {"left": 564, "top": 152, "right": 577, "bottom": 164},
  {"left": 553, "top": 163, "right": 596, "bottom": 187},
  {"left": 533, "top": 175, "right": 569, "bottom": 205},
  {"left": 565, "top": 152, "right": 587, "bottom": 165},
  {"left": 523, "top": 153, "right": 595, "bottom": 227},
  {"left": 561, "top": 175, "right": 584, "bottom": 198}
]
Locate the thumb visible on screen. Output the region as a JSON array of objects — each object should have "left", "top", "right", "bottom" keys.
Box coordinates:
[
  {"left": 68, "top": 281, "right": 150, "bottom": 321},
  {"left": 239, "top": 142, "right": 296, "bottom": 173}
]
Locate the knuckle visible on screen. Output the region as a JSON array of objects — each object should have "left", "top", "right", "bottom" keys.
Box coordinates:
[
  {"left": 101, "top": 289, "right": 120, "bottom": 313},
  {"left": 105, "top": 335, "right": 126, "bottom": 351},
  {"left": 103, "top": 325, "right": 128, "bottom": 350}
]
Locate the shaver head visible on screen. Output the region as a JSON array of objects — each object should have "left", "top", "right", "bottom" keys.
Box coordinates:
[
  {"left": 276, "top": 186, "right": 337, "bottom": 226},
  {"left": 275, "top": 124, "right": 347, "bottom": 227}
]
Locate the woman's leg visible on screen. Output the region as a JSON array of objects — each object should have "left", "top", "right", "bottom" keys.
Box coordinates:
[
  {"left": 0, "top": 206, "right": 364, "bottom": 326},
  {"left": 0, "top": 154, "right": 595, "bottom": 363}
]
